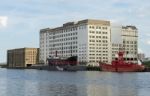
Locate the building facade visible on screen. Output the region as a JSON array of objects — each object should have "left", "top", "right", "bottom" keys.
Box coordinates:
[
  {"left": 138, "top": 53, "right": 145, "bottom": 61},
  {"left": 7, "top": 48, "right": 39, "bottom": 67},
  {"left": 111, "top": 26, "right": 138, "bottom": 63},
  {"left": 40, "top": 19, "right": 138, "bottom": 66},
  {"left": 40, "top": 19, "right": 111, "bottom": 66}
]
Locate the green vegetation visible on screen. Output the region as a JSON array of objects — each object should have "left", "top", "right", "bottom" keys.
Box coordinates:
[
  {"left": 143, "top": 61, "right": 150, "bottom": 67},
  {"left": 86, "top": 65, "right": 101, "bottom": 71}
]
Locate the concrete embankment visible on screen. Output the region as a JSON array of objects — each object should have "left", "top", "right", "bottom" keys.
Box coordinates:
[
  {"left": 6, "top": 65, "right": 102, "bottom": 71},
  {"left": 5, "top": 65, "right": 150, "bottom": 72}
]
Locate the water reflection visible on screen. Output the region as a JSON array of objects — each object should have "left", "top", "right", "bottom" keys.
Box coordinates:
[
  {"left": 6, "top": 70, "right": 26, "bottom": 96},
  {"left": 0, "top": 69, "right": 7, "bottom": 96},
  {"left": 0, "top": 69, "right": 149, "bottom": 96},
  {"left": 86, "top": 84, "right": 138, "bottom": 96},
  {"left": 5, "top": 69, "right": 79, "bottom": 96},
  {"left": 36, "top": 83, "right": 78, "bottom": 96},
  {"left": 86, "top": 72, "right": 139, "bottom": 96}
]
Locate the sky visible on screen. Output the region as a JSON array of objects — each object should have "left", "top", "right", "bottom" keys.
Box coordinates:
[{"left": 0, "top": 0, "right": 150, "bottom": 62}]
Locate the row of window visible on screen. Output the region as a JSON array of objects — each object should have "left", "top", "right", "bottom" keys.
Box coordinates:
[
  {"left": 47, "top": 51, "right": 78, "bottom": 55},
  {"left": 89, "top": 60, "right": 107, "bottom": 63},
  {"left": 49, "top": 32, "right": 78, "bottom": 39},
  {"left": 89, "top": 31, "right": 108, "bottom": 34},
  {"left": 112, "top": 58, "right": 137, "bottom": 61},
  {"left": 46, "top": 25, "right": 92, "bottom": 35},
  {"left": 79, "top": 47, "right": 86, "bottom": 50},
  {"left": 49, "top": 46, "right": 78, "bottom": 50},
  {"left": 90, "top": 47, "right": 108, "bottom": 49},
  {"left": 89, "top": 36, "right": 108, "bottom": 39},
  {"left": 89, "top": 44, "right": 108, "bottom": 46},
  {"left": 89, "top": 57, "right": 108, "bottom": 59},
  {"left": 48, "top": 28, "right": 78, "bottom": 35},
  {"left": 79, "top": 57, "right": 86, "bottom": 60},
  {"left": 112, "top": 44, "right": 122, "bottom": 47},
  {"left": 89, "top": 40, "right": 108, "bottom": 43},
  {"left": 62, "top": 27, "right": 78, "bottom": 32},
  {"left": 89, "top": 50, "right": 108, "bottom": 53},
  {"left": 123, "top": 45, "right": 137, "bottom": 48},
  {"left": 89, "top": 26, "right": 108, "bottom": 30},
  {"left": 40, "top": 43, "right": 77, "bottom": 48},
  {"left": 123, "top": 41, "right": 137, "bottom": 44},
  {"left": 112, "top": 51, "right": 137, "bottom": 55},
  {"left": 49, "top": 42, "right": 77, "bottom": 47},
  {"left": 48, "top": 37, "right": 78, "bottom": 43},
  {"left": 89, "top": 54, "right": 108, "bottom": 56},
  {"left": 40, "top": 39, "right": 77, "bottom": 44}
]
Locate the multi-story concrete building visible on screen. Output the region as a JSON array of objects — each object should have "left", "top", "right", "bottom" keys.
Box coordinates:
[
  {"left": 111, "top": 26, "right": 138, "bottom": 63},
  {"left": 40, "top": 19, "right": 112, "bottom": 66},
  {"left": 40, "top": 19, "right": 138, "bottom": 66},
  {"left": 7, "top": 48, "right": 39, "bottom": 67},
  {"left": 138, "top": 53, "right": 145, "bottom": 61}
]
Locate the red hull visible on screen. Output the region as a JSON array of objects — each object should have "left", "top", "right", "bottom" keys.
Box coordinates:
[
  {"left": 100, "top": 51, "right": 145, "bottom": 72},
  {"left": 100, "top": 64, "right": 145, "bottom": 72}
]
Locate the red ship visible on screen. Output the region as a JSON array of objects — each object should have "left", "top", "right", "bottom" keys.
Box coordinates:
[{"left": 100, "top": 51, "right": 145, "bottom": 72}]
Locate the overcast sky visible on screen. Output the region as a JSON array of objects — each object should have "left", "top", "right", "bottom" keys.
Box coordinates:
[{"left": 0, "top": 0, "right": 150, "bottom": 62}]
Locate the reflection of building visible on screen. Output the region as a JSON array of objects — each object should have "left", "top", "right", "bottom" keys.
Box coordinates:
[
  {"left": 7, "top": 48, "right": 39, "bottom": 67},
  {"left": 86, "top": 85, "right": 113, "bottom": 96},
  {"left": 111, "top": 26, "right": 138, "bottom": 63},
  {"left": 86, "top": 73, "right": 138, "bottom": 96},
  {"left": 40, "top": 19, "right": 111, "bottom": 66}
]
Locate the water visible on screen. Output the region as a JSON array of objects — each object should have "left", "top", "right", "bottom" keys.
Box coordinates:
[{"left": 0, "top": 68, "right": 149, "bottom": 96}]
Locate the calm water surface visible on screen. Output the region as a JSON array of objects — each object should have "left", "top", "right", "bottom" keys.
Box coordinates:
[{"left": 0, "top": 68, "right": 149, "bottom": 96}]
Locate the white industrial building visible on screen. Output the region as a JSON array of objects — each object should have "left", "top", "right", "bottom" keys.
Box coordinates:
[
  {"left": 40, "top": 19, "right": 111, "bottom": 66},
  {"left": 39, "top": 19, "right": 138, "bottom": 65},
  {"left": 111, "top": 25, "right": 138, "bottom": 63}
]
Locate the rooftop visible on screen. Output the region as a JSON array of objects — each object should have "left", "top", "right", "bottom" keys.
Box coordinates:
[
  {"left": 40, "top": 19, "right": 110, "bottom": 32},
  {"left": 122, "top": 26, "right": 137, "bottom": 30}
]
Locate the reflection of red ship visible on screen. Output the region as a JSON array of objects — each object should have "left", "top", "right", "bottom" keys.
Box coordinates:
[{"left": 100, "top": 51, "right": 145, "bottom": 72}]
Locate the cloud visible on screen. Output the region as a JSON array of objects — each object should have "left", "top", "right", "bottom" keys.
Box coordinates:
[
  {"left": 0, "top": 16, "right": 8, "bottom": 27},
  {"left": 0, "top": 0, "right": 150, "bottom": 62},
  {"left": 147, "top": 40, "right": 150, "bottom": 45}
]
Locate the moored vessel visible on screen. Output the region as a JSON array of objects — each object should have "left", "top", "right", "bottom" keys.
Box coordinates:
[
  {"left": 47, "top": 55, "right": 77, "bottom": 71},
  {"left": 100, "top": 51, "right": 145, "bottom": 72}
]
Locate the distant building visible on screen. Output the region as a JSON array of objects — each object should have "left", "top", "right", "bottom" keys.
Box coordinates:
[
  {"left": 7, "top": 48, "right": 39, "bottom": 67},
  {"left": 111, "top": 25, "right": 138, "bottom": 63},
  {"left": 138, "top": 53, "right": 145, "bottom": 61}
]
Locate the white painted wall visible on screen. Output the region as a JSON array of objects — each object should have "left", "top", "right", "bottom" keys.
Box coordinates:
[
  {"left": 111, "top": 25, "right": 122, "bottom": 44},
  {"left": 77, "top": 24, "right": 88, "bottom": 63}
]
